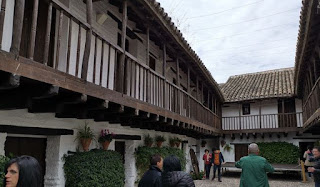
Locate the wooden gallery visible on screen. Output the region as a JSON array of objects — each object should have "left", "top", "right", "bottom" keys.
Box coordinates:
[{"left": 0, "top": 0, "right": 223, "bottom": 186}]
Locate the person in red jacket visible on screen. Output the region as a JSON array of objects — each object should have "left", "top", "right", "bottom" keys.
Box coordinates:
[{"left": 203, "top": 149, "right": 212, "bottom": 179}]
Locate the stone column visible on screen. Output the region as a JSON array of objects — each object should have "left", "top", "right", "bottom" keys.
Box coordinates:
[
  {"left": 124, "top": 140, "right": 137, "bottom": 187},
  {"left": 0, "top": 133, "right": 7, "bottom": 155}
]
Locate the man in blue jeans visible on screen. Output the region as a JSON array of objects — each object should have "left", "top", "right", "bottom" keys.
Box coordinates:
[
  {"left": 308, "top": 146, "right": 320, "bottom": 187},
  {"left": 211, "top": 147, "right": 225, "bottom": 182}
]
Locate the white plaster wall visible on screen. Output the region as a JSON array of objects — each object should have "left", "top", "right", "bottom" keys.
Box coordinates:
[
  {"left": 220, "top": 132, "right": 319, "bottom": 163},
  {"left": 295, "top": 98, "right": 303, "bottom": 127},
  {"left": 0, "top": 109, "right": 197, "bottom": 187},
  {"left": 0, "top": 133, "right": 7, "bottom": 156}
]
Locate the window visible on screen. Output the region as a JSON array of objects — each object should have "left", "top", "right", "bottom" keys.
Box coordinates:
[
  {"left": 149, "top": 56, "right": 156, "bottom": 71},
  {"left": 242, "top": 103, "right": 250, "bottom": 115}
]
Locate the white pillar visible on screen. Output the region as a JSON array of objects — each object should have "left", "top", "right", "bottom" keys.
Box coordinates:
[
  {"left": 124, "top": 140, "right": 137, "bottom": 187},
  {"left": 0, "top": 133, "right": 7, "bottom": 156}
]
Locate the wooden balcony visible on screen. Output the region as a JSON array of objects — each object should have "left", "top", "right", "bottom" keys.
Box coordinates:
[
  {"left": 222, "top": 113, "right": 303, "bottom": 134},
  {"left": 302, "top": 77, "right": 320, "bottom": 132},
  {"left": 0, "top": 0, "right": 222, "bottom": 137}
]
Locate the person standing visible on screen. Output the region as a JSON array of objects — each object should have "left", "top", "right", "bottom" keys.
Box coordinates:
[
  {"left": 308, "top": 146, "right": 320, "bottom": 187},
  {"left": 235, "top": 143, "right": 274, "bottom": 187},
  {"left": 203, "top": 149, "right": 212, "bottom": 179},
  {"left": 162, "top": 155, "right": 195, "bottom": 187},
  {"left": 211, "top": 147, "right": 225, "bottom": 182},
  {"left": 138, "top": 154, "right": 163, "bottom": 187},
  {"left": 304, "top": 145, "right": 315, "bottom": 178}
]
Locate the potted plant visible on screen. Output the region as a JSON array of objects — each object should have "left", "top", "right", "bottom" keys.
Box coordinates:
[
  {"left": 144, "top": 134, "right": 153, "bottom": 147},
  {"left": 223, "top": 143, "right": 232, "bottom": 152},
  {"left": 75, "top": 122, "right": 95, "bottom": 151},
  {"left": 155, "top": 135, "right": 166, "bottom": 147},
  {"left": 98, "top": 129, "right": 115, "bottom": 150},
  {"left": 169, "top": 137, "right": 176, "bottom": 147},
  {"left": 175, "top": 137, "right": 182, "bottom": 147},
  {"left": 201, "top": 140, "right": 207, "bottom": 147}
]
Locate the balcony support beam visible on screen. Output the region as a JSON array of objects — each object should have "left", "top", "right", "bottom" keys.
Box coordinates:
[{"left": 10, "top": 0, "right": 25, "bottom": 55}]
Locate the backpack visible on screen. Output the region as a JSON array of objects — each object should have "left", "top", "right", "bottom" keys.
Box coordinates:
[
  {"left": 308, "top": 152, "right": 314, "bottom": 162},
  {"left": 214, "top": 151, "right": 221, "bottom": 165}
]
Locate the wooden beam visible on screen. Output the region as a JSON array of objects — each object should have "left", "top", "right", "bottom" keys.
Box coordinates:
[
  {"left": 10, "top": 0, "right": 25, "bottom": 55},
  {"left": 114, "top": 134, "right": 141, "bottom": 140},
  {"left": 0, "top": 124, "right": 73, "bottom": 135},
  {"left": 81, "top": 0, "right": 93, "bottom": 80},
  {"left": 28, "top": 0, "right": 39, "bottom": 60}
]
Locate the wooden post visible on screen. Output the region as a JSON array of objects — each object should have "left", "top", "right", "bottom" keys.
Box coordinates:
[
  {"left": 116, "top": 0, "right": 127, "bottom": 93},
  {"left": 75, "top": 24, "right": 82, "bottom": 76},
  {"left": 0, "top": 0, "right": 7, "bottom": 49},
  {"left": 28, "top": 0, "right": 39, "bottom": 60},
  {"left": 146, "top": 27, "right": 150, "bottom": 102},
  {"left": 10, "top": 0, "right": 25, "bottom": 55},
  {"left": 201, "top": 81, "right": 204, "bottom": 104},
  {"left": 259, "top": 100, "right": 262, "bottom": 128},
  {"left": 312, "top": 57, "right": 319, "bottom": 80},
  {"left": 163, "top": 43, "right": 166, "bottom": 108},
  {"left": 81, "top": 0, "right": 93, "bottom": 80},
  {"left": 43, "top": 2, "right": 52, "bottom": 65},
  {"left": 239, "top": 103, "right": 242, "bottom": 130},
  {"left": 196, "top": 77, "right": 199, "bottom": 100},
  {"left": 55, "top": 11, "right": 63, "bottom": 69},
  {"left": 176, "top": 58, "right": 180, "bottom": 86},
  {"left": 187, "top": 67, "right": 190, "bottom": 117},
  {"left": 66, "top": 17, "right": 73, "bottom": 73},
  {"left": 301, "top": 160, "right": 307, "bottom": 183}
]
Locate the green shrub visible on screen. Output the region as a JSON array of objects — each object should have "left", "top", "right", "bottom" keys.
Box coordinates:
[
  {"left": 135, "top": 146, "right": 186, "bottom": 180},
  {"left": 0, "top": 155, "right": 9, "bottom": 187},
  {"left": 257, "top": 142, "right": 299, "bottom": 164},
  {"left": 191, "top": 170, "right": 205, "bottom": 180},
  {"left": 63, "top": 149, "right": 125, "bottom": 187}
]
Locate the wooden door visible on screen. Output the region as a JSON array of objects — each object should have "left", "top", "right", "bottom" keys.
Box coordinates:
[
  {"left": 5, "top": 137, "right": 47, "bottom": 185},
  {"left": 189, "top": 148, "right": 199, "bottom": 175},
  {"left": 235, "top": 144, "right": 248, "bottom": 161},
  {"left": 115, "top": 141, "right": 125, "bottom": 164}
]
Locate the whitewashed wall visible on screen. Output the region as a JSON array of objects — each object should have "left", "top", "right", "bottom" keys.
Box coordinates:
[
  {"left": 0, "top": 109, "right": 199, "bottom": 187},
  {"left": 0, "top": 0, "right": 14, "bottom": 52}
]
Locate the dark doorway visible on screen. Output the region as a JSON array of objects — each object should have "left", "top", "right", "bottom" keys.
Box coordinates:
[
  {"left": 5, "top": 137, "right": 47, "bottom": 185},
  {"left": 235, "top": 144, "right": 248, "bottom": 161},
  {"left": 278, "top": 99, "right": 297, "bottom": 127},
  {"left": 115, "top": 141, "right": 125, "bottom": 164}
]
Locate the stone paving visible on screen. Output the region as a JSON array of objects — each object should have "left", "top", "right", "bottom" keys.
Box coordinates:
[{"left": 194, "top": 177, "right": 314, "bottom": 187}]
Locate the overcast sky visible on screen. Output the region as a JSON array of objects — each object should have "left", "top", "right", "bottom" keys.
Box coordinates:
[{"left": 156, "top": 0, "right": 302, "bottom": 83}]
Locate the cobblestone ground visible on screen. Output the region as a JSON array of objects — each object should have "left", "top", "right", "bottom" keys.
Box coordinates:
[
  {"left": 194, "top": 172, "right": 314, "bottom": 187},
  {"left": 194, "top": 178, "right": 314, "bottom": 187}
]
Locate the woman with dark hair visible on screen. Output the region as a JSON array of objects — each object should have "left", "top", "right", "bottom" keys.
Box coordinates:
[
  {"left": 3, "top": 155, "right": 42, "bottom": 187},
  {"left": 162, "top": 155, "right": 195, "bottom": 187}
]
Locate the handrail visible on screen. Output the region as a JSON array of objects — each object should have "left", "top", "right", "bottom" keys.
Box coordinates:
[{"left": 223, "top": 112, "right": 303, "bottom": 118}]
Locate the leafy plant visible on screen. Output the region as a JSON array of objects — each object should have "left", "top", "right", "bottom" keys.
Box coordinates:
[
  {"left": 135, "top": 146, "right": 186, "bottom": 180},
  {"left": 63, "top": 149, "right": 124, "bottom": 187},
  {"left": 191, "top": 170, "right": 205, "bottom": 180},
  {"left": 169, "top": 137, "right": 176, "bottom": 147},
  {"left": 0, "top": 155, "right": 9, "bottom": 187},
  {"left": 223, "top": 144, "right": 232, "bottom": 152},
  {"left": 257, "top": 142, "right": 299, "bottom": 164},
  {"left": 144, "top": 134, "right": 153, "bottom": 146},
  {"left": 75, "top": 122, "right": 95, "bottom": 141},
  {"left": 175, "top": 137, "right": 182, "bottom": 143},
  {"left": 155, "top": 135, "right": 166, "bottom": 142},
  {"left": 98, "top": 129, "right": 115, "bottom": 143},
  {"left": 314, "top": 140, "right": 320, "bottom": 147}
]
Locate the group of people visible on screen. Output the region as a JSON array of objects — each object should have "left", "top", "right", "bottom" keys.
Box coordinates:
[
  {"left": 203, "top": 147, "right": 225, "bottom": 181},
  {"left": 304, "top": 145, "right": 320, "bottom": 187},
  {"left": 138, "top": 155, "right": 195, "bottom": 187}
]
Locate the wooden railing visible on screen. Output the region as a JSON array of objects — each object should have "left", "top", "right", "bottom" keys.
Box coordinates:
[
  {"left": 0, "top": 0, "right": 221, "bottom": 129},
  {"left": 302, "top": 77, "right": 320, "bottom": 124},
  {"left": 222, "top": 112, "right": 303, "bottom": 130}
]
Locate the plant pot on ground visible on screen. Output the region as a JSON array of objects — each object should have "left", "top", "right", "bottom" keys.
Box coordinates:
[
  {"left": 144, "top": 134, "right": 153, "bottom": 147},
  {"left": 175, "top": 138, "right": 182, "bottom": 147},
  {"left": 75, "top": 122, "right": 95, "bottom": 151},
  {"left": 155, "top": 135, "right": 166, "bottom": 147},
  {"left": 169, "top": 137, "right": 176, "bottom": 147}
]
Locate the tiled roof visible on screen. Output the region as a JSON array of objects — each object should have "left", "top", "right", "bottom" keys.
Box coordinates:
[
  {"left": 143, "top": 0, "right": 225, "bottom": 101},
  {"left": 220, "top": 68, "right": 295, "bottom": 102}
]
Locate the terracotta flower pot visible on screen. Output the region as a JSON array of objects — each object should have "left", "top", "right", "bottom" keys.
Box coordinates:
[
  {"left": 80, "top": 138, "right": 92, "bottom": 151},
  {"left": 101, "top": 141, "right": 110, "bottom": 150},
  {"left": 156, "top": 141, "right": 163, "bottom": 148},
  {"left": 175, "top": 142, "right": 181, "bottom": 147}
]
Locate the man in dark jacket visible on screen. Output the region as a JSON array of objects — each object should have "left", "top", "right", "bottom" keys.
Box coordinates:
[
  {"left": 308, "top": 146, "right": 320, "bottom": 187},
  {"left": 138, "top": 154, "right": 163, "bottom": 187},
  {"left": 211, "top": 147, "right": 225, "bottom": 182}
]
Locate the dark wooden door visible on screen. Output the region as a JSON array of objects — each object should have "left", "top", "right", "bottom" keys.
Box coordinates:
[
  {"left": 278, "top": 99, "right": 297, "bottom": 127},
  {"left": 189, "top": 148, "right": 199, "bottom": 176},
  {"left": 115, "top": 141, "right": 125, "bottom": 164},
  {"left": 235, "top": 144, "right": 248, "bottom": 161},
  {"left": 5, "top": 137, "right": 47, "bottom": 185}
]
